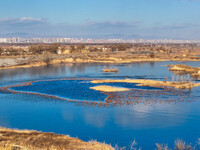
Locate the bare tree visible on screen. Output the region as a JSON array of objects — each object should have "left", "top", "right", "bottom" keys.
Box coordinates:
[
  {"left": 0, "top": 46, "right": 3, "bottom": 55},
  {"left": 149, "top": 52, "right": 155, "bottom": 58},
  {"left": 77, "top": 44, "right": 86, "bottom": 50},
  {"left": 69, "top": 45, "right": 76, "bottom": 53}
]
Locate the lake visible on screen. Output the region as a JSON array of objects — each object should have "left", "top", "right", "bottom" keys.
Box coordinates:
[{"left": 0, "top": 61, "right": 200, "bottom": 149}]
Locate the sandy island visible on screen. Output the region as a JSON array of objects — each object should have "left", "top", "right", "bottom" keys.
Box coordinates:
[
  {"left": 0, "top": 127, "right": 114, "bottom": 150},
  {"left": 102, "top": 68, "right": 119, "bottom": 72},
  {"left": 167, "top": 64, "right": 200, "bottom": 78},
  {"left": 90, "top": 85, "right": 130, "bottom": 92},
  {"left": 91, "top": 79, "right": 200, "bottom": 89},
  {"left": 167, "top": 64, "right": 200, "bottom": 72}
]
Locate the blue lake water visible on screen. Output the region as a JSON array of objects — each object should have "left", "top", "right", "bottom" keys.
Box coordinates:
[
  {"left": 10, "top": 80, "right": 108, "bottom": 101},
  {"left": 0, "top": 61, "right": 200, "bottom": 149}
]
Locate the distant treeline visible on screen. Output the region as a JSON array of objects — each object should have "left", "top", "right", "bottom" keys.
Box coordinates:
[{"left": 0, "top": 43, "right": 197, "bottom": 56}]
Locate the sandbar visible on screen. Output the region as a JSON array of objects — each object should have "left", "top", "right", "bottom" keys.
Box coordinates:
[{"left": 90, "top": 85, "right": 130, "bottom": 92}]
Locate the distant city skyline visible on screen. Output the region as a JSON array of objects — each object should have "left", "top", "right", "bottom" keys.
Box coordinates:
[
  {"left": 1, "top": 37, "right": 200, "bottom": 44},
  {"left": 0, "top": 0, "right": 200, "bottom": 40}
]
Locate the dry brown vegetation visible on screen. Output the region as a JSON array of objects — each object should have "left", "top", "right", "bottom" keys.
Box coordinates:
[
  {"left": 90, "top": 85, "right": 130, "bottom": 92},
  {"left": 168, "top": 64, "right": 200, "bottom": 72},
  {"left": 0, "top": 43, "right": 200, "bottom": 70},
  {"left": 102, "top": 68, "right": 119, "bottom": 72},
  {"left": 114, "top": 139, "right": 200, "bottom": 150},
  {"left": 0, "top": 127, "right": 114, "bottom": 150},
  {"left": 167, "top": 64, "right": 200, "bottom": 78},
  {"left": 155, "top": 139, "right": 200, "bottom": 150},
  {"left": 91, "top": 79, "right": 200, "bottom": 89}
]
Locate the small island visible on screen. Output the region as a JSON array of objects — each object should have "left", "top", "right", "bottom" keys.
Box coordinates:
[
  {"left": 91, "top": 79, "right": 200, "bottom": 89},
  {"left": 102, "top": 68, "right": 119, "bottom": 73},
  {"left": 191, "top": 71, "right": 200, "bottom": 77},
  {"left": 167, "top": 64, "right": 200, "bottom": 78},
  {"left": 90, "top": 85, "right": 130, "bottom": 92},
  {"left": 167, "top": 64, "right": 200, "bottom": 72}
]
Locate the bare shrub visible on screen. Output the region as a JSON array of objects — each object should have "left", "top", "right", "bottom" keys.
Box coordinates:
[
  {"left": 149, "top": 52, "right": 155, "bottom": 58},
  {"left": 155, "top": 143, "right": 169, "bottom": 150},
  {"left": 174, "top": 139, "right": 194, "bottom": 150},
  {"left": 43, "top": 52, "right": 53, "bottom": 64},
  {"left": 197, "top": 138, "right": 200, "bottom": 145},
  {"left": 164, "top": 77, "right": 168, "bottom": 83},
  {"left": 114, "top": 140, "right": 141, "bottom": 150},
  {"left": 114, "top": 144, "right": 126, "bottom": 150},
  {"left": 129, "top": 139, "right": 141, "bottom": 150}
]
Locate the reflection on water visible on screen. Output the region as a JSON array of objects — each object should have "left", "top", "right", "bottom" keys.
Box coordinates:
[
  {"left": 0, "top": 61, "right": 198, "bottom": 82},
  {"left": 0, "top": 61, "right": 200, "bottom": 149}
]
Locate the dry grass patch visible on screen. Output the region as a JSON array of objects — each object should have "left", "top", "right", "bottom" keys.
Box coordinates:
[
  {"left": 0, "top": 127, "right": 114, "bottom": 150},
  {"left": 102, "top": 68, "right": 119, "bottom": 73},
  {"left": 91, "top": 79, "right": 200, "bottom": 89},
  {"left": 168, "top": 64, "right": 200, "bottom": 73},
  {"left": 90, "top": 85, "right": 130, "bottom": 92}
]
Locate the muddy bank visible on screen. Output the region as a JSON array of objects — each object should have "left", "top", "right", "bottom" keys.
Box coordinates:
[{"left": 0, "top": 127, "right": 114, "bottom": 150}]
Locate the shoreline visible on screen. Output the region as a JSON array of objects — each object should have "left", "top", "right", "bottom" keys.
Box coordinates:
[{"left": 0, "top": 56, "right": 200, "bottom": 70}]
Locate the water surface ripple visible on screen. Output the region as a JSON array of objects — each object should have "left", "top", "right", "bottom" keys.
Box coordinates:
[{"left": 0, "top": 61, "right": 200, "bottom": 149}]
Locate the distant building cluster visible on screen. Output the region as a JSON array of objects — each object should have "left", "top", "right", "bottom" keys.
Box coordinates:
[{"left": 0, "top": 37, "right": 200, "bottom": 44}]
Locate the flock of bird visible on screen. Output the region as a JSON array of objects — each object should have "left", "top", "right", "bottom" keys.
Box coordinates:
[{"left": 0, "top": 78, "right": 196, "bottom": 108}]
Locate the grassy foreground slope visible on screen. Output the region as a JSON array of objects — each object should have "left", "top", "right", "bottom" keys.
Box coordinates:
[{"left": 0, "top": 127, "right": 114, "bottom": 150}]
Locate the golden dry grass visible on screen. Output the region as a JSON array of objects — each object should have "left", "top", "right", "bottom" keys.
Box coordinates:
[
  {"left": 1, "top": 52, "right": 200, "bottom": 70},
  {"left": 102, "top": 68, "right": 119, "bottom": 72},
  {"left": 168, "top": 64, "right": 200, "bottom": 72},
  {"left": 91, "top": 79, "right": 200, "bottom": 89},
  {"left": 90, "top": 85, "right": 130, "bottom": 92},
  {"left": 0, "top": 127, "right": 114, "bottom": 150}
]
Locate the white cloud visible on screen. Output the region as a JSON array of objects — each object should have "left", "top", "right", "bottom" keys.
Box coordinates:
[{"left": 0, "top": 17, "right": 46, "bottom": 27}]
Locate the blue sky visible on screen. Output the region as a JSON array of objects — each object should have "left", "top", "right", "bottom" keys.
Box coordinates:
[{"left": 0, "top": 0, "right": 200, "bottom": 39}]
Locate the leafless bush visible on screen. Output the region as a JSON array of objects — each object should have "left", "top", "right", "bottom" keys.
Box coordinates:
[
  {"left": 149, "top": 52, "right": 155, "bottom": 58},
  {"left": 43, "top": 52, "right": 53, "bottom": 64},
  {"left": 155, "top": 143, "right": 169, "bottom": 150},
  {"left": 114, "top": 144, "right": 126, "bottom": 150},
  {"left": 129, "top": 140, "right": 137, "bottom": 150},
  {"left": 174, "top": 139, "right": 194, "bottom": 150},
  {"left": 114, "top": 140, "right": 141, "bottom": 150},
  {"left": 197, "top": 138, "right": 200, "bottom": 145},
  {"left": 164, "top": 77, "right": 168, "bottom": 82}
]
